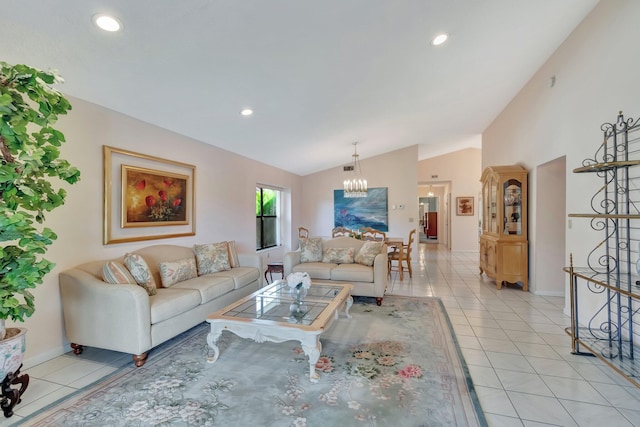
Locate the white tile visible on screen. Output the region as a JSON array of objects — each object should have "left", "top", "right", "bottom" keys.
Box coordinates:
[
  {"left": 485, "top": 352, "right": 535, "bottom": 373},
  {"left": 39, "top": 359, "right": 113, "bottom": 386},
  {"left": 472, "top": 326, "right": 510, "bottom": 340},
  {"left": 495, "top": 369, "right": 554, "bottom": 396},
  {"left": 590, "top": 382, "right": 640, "bottom": 411},
  {"left": 560, "top": 399, "right": 633, "bottom": 426},
  {"left": 525, "top": 357, "right": 584, "bottom": 380},
  {"left": 618, "top": 408, "right": 640, "bottom": 426},
  {"left": 456, "top": 335, "right": 483, "bottom": 350},
  {"left": 503, "top": 330, "right": 545, "bottom": 344},
  {"left": 13, "top": 384, "right": 76, "bottom": 418},
  {"left": 507, "top": 391, "right": 578, "bottom": 426},
  {"left": 478, "top": 337, "right": 521, "bottom": 354},
  {"left": 67, "top": 364, "right": 121, "bottom": 388},
  {"left": 468, "top": 365, "right": 502, "bottom": 388},
  {"left": 467, "top": 317, "right": 501, "bottom": 328},
  {"left": 475, "top": 386, "right": 519, "bottom": 417},
  {"left": 513, "top": 342, "right": 562, "bottom": 360},
  {"left": 541, "top": 376, "right": 609, "bottom": 405},
  {"left": 483, "top": 413, "right": 525, "bottom": 427},
  {"left": 460, "top": 348, "right": 492, "bottom": 367}
]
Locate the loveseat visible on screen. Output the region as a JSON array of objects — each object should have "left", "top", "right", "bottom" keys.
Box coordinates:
[
  {"left": 284, "top": 236, "right": 388, "bottom": 305},
  {"left": 59, "top": 243, "right": 262, "bottom": 367}
]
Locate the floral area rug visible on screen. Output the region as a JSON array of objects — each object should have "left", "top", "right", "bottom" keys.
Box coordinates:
[{"left": 21, "top": 296, "right": 486, "bottom": 426}]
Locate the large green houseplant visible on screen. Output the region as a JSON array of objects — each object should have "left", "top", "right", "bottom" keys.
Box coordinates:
[{"left": 0, "top": 62, "right": 80, "bottom": 340}]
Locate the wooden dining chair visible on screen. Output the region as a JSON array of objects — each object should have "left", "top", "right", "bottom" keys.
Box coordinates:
[
  {"left": 298, "top": 227, "right": 309, "bottom": 239},
  {"left": 332, "top": 226, "right": 354, "bottom": 238},
  {"left": 388, "top": 229, "right": 416, "bottom": 281},
  {"left": 360, "top": 227, "right": 386, "bottom": 241}
]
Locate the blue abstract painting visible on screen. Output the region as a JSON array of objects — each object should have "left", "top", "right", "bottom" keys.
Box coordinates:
[{"left": 334, "top": 187, "right": 388, "bottom": 232}]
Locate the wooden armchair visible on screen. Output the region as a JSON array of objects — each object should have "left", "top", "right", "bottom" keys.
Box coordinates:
[
  {"left": 360, "top": 227, "right": 386, "bottom": 241},
  {"left": 332, "top": 226, "right": 354, "bottom": 238},
  {"left": 388, "top": 229, "right": 416, "bottom": 281}
]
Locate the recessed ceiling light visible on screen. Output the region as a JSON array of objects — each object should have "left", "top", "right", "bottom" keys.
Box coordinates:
[
  {"left": 93, "top": 14, "right": 122, "bottom": 32},
  {"left": 240, "top": 108, "right": 254, "bottom": 116},
  {"left": 431, "top": 33, "right": 448, "bottom": 46}
]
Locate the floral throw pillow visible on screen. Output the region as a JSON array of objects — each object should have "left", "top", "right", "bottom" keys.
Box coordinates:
[
  {"left": 194, "top": 242, "right": 231, "bottom": 275},
  {"left": 300, "top": 238, "right": 323, "bottom": 263},
  {"left": 123, "top": 253, "right": 158, "bottom": 296},
  {"left": 159, "top": 257, "right": 198, "bottom": 287},
  {"left": 322, "top": 247, "right": 355, "bottom": 264},
  {"left": 355, "top": 241, "right": 384, "bottom": 267}
]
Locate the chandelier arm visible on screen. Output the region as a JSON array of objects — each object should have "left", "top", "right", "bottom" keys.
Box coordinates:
[{"left": 343, "top": 142, "right": 368, "bottom": 197}]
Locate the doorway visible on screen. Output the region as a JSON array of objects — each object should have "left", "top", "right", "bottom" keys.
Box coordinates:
[
  {"left": 534, "top": 156, "right": 566, "bottom": 296},
  {"left": 419, "top": 197, "right": 439, "bottom": 242}
]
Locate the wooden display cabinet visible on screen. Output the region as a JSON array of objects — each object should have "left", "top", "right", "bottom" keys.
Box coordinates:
[{"left": 479, "top": 165, "right": 528, "bottom": 290}]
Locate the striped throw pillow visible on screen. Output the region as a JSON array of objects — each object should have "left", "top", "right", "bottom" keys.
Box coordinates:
[{"left": 102, "top": 261, "right": 136, "bottom": 284}]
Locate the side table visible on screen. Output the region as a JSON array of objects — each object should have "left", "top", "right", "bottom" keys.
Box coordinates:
[{"left": 265, "top": 262, "right": 284, "bottom": 284}]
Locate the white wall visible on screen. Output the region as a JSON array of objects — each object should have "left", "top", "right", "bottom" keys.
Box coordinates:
[
  {"left": 482, "top": 0, "right": 640, "bottom": 302},
  {"left": 16, "top": 96, "right": 302, "bottom": 367},
  {"left": 418, "top": 148, "right": 482, "bottom": 252},
  {"left": 300, "top": 146, "right": 420, "bottom": 255},
  {"left": 534, "top": 157, "right": 566, "bottom": 296}
]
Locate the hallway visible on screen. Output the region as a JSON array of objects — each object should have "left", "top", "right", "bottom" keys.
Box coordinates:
[{"left": 386, "top": 243, "right": 640, "bottom": 426}]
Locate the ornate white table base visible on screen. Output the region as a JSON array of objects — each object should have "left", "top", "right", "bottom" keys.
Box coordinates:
[{"left": 207, "top": 295, "right": 353, "bottom": 383}]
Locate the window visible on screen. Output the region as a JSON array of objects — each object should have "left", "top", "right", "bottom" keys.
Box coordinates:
[{"left": 256, "top": 186, "right": 280, "bottom": 250}]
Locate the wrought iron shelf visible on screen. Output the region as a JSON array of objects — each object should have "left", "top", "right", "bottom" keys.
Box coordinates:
[
  {"left": 566, "top": 111, "right": 640, "bottom": 389},
  {"left": 563, "top": 267, "right": 640, "bottom": 297},
  {"left": 573, "top": 160, "right": 640, "bottom": 173},
  {"left": 563, "top": 327, "right": 640, "bottom": 388},
  {"left": 568, "top": 213, "right": 640, "bottom": 219}
]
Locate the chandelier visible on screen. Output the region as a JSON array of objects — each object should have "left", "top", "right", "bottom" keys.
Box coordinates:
[{"left": 343, "top": 142, "right": 367, "bottom": 198}]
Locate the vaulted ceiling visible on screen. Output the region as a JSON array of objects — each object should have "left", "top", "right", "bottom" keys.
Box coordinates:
[{"left": 2, "top": 0, "right": 599, "bottom": 175}]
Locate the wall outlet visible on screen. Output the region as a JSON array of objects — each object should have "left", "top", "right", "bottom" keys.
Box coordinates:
[{"left": 398, "top": 204, "right": 405, "bottom": 209}]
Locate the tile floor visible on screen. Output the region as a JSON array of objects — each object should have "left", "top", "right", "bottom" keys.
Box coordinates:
[{"left": 5, "top": 243, "right": 640, "bottom": 426}]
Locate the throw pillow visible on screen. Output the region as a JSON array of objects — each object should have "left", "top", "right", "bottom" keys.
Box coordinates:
[
  {"left": 300, "top": 237, "right": 323, "bottom": 263},
  {"left": 123, "top": 253, "right": 158, "bottom": 296},
  {"left": 355, "top": 241, "right": 384, "bottom": 267},
  {"left": 194, "top": 242, "right": 231, "bottom": 275},
  {"left": 159, "top": 257, "right": 198, "bottom": 287},
  {"left": 226, "top": 240, "right": 240, "bottom": 268},
  {"left": 102, "top": 261, "right": 136, "bottom": 284},
  {"left": 322, "top": 247, "right": 355, "bottom": 264}
]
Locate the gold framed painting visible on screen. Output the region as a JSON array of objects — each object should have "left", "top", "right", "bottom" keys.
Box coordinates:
[
  {"left": 104, "top": 146, "right": 196, "bottom": 244},
  {"left": 456, "top": 196, "right": 474, "bottom": 216}
]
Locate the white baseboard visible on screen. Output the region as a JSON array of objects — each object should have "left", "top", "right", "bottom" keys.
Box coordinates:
[
  {"left": 531, "top": 290, "right": 565, "bottom": 297},
  {"left": 23, "top": 345, "right": 67, "bottom": 370}
]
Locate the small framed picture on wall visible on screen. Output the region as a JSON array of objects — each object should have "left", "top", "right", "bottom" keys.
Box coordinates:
[{"left": 456, "top": 197, "right": 474, "bottom": 216}]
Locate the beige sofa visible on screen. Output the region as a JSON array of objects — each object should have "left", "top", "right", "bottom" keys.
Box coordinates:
[
  {"left": 59, "top": 244, "right": 261, "bottom": 367},
  {"left": 283, "top": 236, "right": 388, "bottom": 305}
]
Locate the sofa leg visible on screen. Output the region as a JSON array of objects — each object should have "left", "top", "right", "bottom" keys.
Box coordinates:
[
  {"left": 376, "top": 297, "right": 383, "bottom": 306},
  {"left": 133, "top": 353, "right": 148, "bottom": 367},
  {"left": 70, "top": 343, "right": 84, "bottom": 355}
]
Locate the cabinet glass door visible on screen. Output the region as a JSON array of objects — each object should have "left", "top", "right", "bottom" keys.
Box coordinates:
[
  {"left": 490, "top": 178, "right": 498, "bottom": 233},
  {"left": 503, "top": 179, "right": 522, "bottom": 235},
  {"left": 483, "top": 182, "right": 489, "bottom": 232}
]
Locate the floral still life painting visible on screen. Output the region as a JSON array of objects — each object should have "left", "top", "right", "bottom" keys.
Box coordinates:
[{"left": 122, "top": 165, "right": 189, "bottom": 227}]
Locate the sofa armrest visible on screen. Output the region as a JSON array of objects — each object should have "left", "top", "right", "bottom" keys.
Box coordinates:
[
  {"left": 372, "top": 246, "right": 389, "bottom": 297},
  {"left": 59, "top": 269, "right": 152, "bottom": 355},
  {"left": 237, "top": 253, "right": 264, "bottom": 286},
  {"left": 283, "top": 250, "right": 301, "bottom": 277}
]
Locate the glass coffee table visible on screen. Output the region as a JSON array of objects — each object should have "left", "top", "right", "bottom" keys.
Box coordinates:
[{"left": 206, "top": 280, "right": 353, "bottom": 383}]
